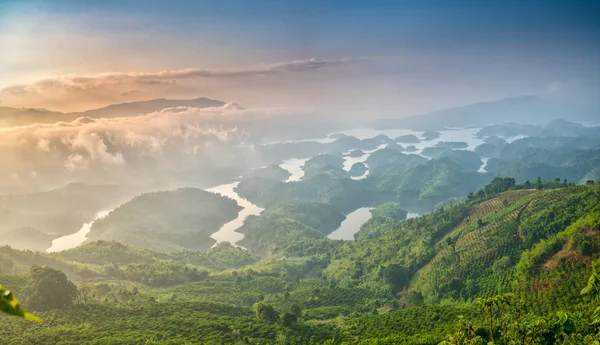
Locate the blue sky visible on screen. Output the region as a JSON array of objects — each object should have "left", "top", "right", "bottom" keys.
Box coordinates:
[{"left": 0, "top": 0, "right": 598, "bottom": 116}]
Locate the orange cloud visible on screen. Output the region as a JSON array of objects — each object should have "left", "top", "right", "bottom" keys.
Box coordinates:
[{"left": 0, "top": 58, "right": 361, "bottom": 112}]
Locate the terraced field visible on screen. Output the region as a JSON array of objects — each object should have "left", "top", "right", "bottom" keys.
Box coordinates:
[
  {"left": 411, "top": 188, "right": 588, "bottom": 298},
  {"left": 456, "top": 189, "right": 537, "bottom": 231}
]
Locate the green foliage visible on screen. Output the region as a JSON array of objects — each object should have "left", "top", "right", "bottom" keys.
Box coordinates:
[
  {"left": 0, "top": 283, "right": 40, "bottom": 321},
  {"left": 349, "top": 162, "right": 368, "bottom": 177},
  {"left": 243, "top": 164, "right": 292, "bottom": 182},
  {"left": 255, "top": 301, "right": 280, "bottom": 322},
  {"left": 22, "top": 265, "right": 79, "bottom": 310},
  {"left": 395, "top": 134, "right": 421, "bottom": 144},
  {"left": 241, "top": 201, "right": 344, "bottom": 255},
  {"left": 355, "top": 202, "right": 408, "bottom": 240},
  {"left": 236, "top": 171, "right": 388, "bottom": 213},
  {"left": 88, "top": 188, "right": 242, "bottom": 251},
  {"left": 2, "top": 177, "right": 599, "bottom": 344}
]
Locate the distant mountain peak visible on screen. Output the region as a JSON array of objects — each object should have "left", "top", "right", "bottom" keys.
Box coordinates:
[
  {"left": 69, "top": 97, "right": 229, "bottom": 118},
  {"left": 372, "top": 94, "right": 598, "bottom": 130},
  {"left": 0, "top": 97, "right": 234, "bottom": 127}
]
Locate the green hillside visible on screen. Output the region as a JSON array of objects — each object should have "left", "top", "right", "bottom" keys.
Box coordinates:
[
  {"left": 1, "top": 181, "right": 599, "bottom": 344},
  {"left": 87, "top": 188, "right": 242, "bottom": 251}
]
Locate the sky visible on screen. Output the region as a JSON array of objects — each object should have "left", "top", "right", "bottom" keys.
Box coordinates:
[{"left": 0, "top": 0, "right": 599, "bottom": 117}]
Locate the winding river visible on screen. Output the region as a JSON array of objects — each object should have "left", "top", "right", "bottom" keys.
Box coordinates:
[
  {"left": 206, "top": 182, "right": 264, "bottom": 247},
  {"left": 47, "top": 210, "right": 112, "bottom": 253},
  {"left": 47, "top": 126, "right": 487, "bottom": 252},
  {"left": 328, "top": 207, "right": 373, "bottom": 240},
  {"left": 279, "top": 157, "right": 310, "bottom": 182}
]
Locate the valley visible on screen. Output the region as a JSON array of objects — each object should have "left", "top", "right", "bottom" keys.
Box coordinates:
[{"left": 2, "top": 86, "right": 600, "bottom": 345}]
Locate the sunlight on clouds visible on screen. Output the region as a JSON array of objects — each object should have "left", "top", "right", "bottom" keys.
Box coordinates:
[
  {"left": 0, "top": 104, "right": 309, "bottom": 183},
  {"left": 0, "top": 59, "right": 361, "bottom": 112}
]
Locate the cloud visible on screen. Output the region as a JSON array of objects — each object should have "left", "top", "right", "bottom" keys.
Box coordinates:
[
  {"left": 0, "top": 104, "right": 310, "bottom": 185},
  {"left": 0, "top": 58, "right": 361, "bottom": 111}
]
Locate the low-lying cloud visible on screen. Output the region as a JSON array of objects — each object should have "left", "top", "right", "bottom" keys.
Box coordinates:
[{"left": 0, "top": 104, "right": 309, "bottom": 190}]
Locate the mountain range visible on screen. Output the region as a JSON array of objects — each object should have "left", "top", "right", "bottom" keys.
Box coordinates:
[
  {"left": 373, "top": 95, "right": 600, "bottom": 130},
  {"left": 2, "top": 94, "right": 599, "bottom": 131},
  {"left": 0, "top": 97, "right": 227, "bottom": 127}
]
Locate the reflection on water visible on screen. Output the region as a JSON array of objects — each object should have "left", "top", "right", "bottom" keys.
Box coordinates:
[
  {"left": 478, "top": 157, "right": 489, "bottom": 173},
  {"left": 505, "top": 135, "right": 528, "bottom": 143},
  {"left": 343, "top": 143, "right": 387, "bottom": 180},
  {"left": 278, "top": 127, "right": 485, "bottom": 184},
  {"left": 328, "top": 207, "right": 373, "bottom": 240},
  {"left": 47, "top": 210, "right": 111, "bottom": 253},
  {"left": 333, "top": 128, "right": 485, "bottom": 154},
  {"left": 343, "top": 153, "right": 369, "bottom": 171},
  {"left": 50, "top": 127, "right": 484, "bottom": 252},
  {"left": 261, "top": 137, "right": 337, "bottom": 145},
  {"left": 351, "top": 170, "right": 370, "bottom": 180},
  {"left": 279, "top": 157, "right": 310, "bottom": 182},
  {"left": 207, "top": 182, "right": 263, "bottom": 247}
]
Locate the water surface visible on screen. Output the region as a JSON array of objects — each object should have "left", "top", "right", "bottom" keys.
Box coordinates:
[
  {"left": 207, "top": 182, "right": 264, "bottom": 247},
  {"left": 333, "top": 127, "right": 485, "bottom": 154},
  {"left": 47, "top": 210, "right": 111, "bottom": 253},
  {"left": 279, "top": 157, "right": 310, "bottom": 182},
  {"left": 478, "top": 157, "right": 489, "bottom": 173},
  {"left": 328, "top": 207, "right": 374, "bottom": 240}
]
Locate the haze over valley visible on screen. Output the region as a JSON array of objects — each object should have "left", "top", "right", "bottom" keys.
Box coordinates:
[{"left": 1, "top": 1, "right": 599, "bottom": 344}]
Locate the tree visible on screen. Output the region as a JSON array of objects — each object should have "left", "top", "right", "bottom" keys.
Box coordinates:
[
  {"left": 77, "top": 283, "right": 95, "bottom": 304},
  {"left": 554, "top": 177, "right": 561, "bottom": 187},
  {"left": 1, "top": 284, "right": 40, "bottom": 321},
  {"left": 255, "top": 302, "right": 279, "bottom": 323},
  {"left": 563, "top": 178, "right": 568, "bottom": 187},
  {"left": 581, "top": 260, "right": 600, "bottom": 324},
  {"left": 282, "top": 312, "right": 298, "bottom": 327},
  {"left": 587, "top": 180, "right": 595, "bottom": 185},
  {"left": 0, "top": 255, "right": 14, "bottom": 274},
  {"left": 476, "top": 293, "right": 514, "bottom": 344},
  {"left": 23, "top": 265, "right": 78, "bottom": 310},
  {"left": 477, "top": 219, "right": 484, "bottom": 228},
  {"left": 380, "top": 264, "right": 410, "bottom": 290},
  {"left": 290, "top": 303, "right": 302, "bottom": 318},
  {"left": 524, "top": 180, "right": 532, "bottom": 188},
  {"left": 536, "top": 176, "right": 543, "bottom": 190},
  {"left": 439, "top": 316, "right": 485, "bottom": 345},
  {"left": 234, "top": 275, "right": 244, "bottom": 288}
]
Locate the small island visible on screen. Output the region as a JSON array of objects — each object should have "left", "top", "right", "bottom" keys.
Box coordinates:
[
  {"left": 395, "top": 134, "right": 421, "bottom": 143},
  {"left": 421, "top": 131, "right": 441, "bottom": 141},
  {"left": 349, "top": 162, "right": 368, "bottom": 177},
  {"left": 435, "top": 141, "right": 469, "bottom": 149}
]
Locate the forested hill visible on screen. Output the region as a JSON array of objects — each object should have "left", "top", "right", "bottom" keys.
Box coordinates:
[
  {"left": 87, "top": 188, "right": 242, "bottom": 251},
  {"left": 1, "top": 180, "right": 599, "bottom": 344}
]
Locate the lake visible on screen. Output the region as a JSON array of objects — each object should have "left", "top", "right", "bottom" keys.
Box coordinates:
[
  {"left": 207, "top": 181, "right": 264, "bottom": 247},
  {"left": 47, "top": 210, "right": 112, "bottom": 253},
  {"left": 328, "top": 207, "right": 374, "bottom": 240}
]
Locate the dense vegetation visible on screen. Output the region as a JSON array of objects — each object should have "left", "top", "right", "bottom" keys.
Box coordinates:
[
  {"left": 2, "top": 120, "right": 600, "bottom": 344},
  {"left": 1, "top": 179, "right": 598, "bottom": 344},
  {"left": 348, "top": 163, "right": 368, "bottom": 178},
  {"left": 395, "top": 134, "right": 421, "bottom": 144},
  {"left": 87, "top": 188, "right": 242, "bottom": 251},
  {"left": 0, "top": 183, "right": 136, "bottom": 250}
]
